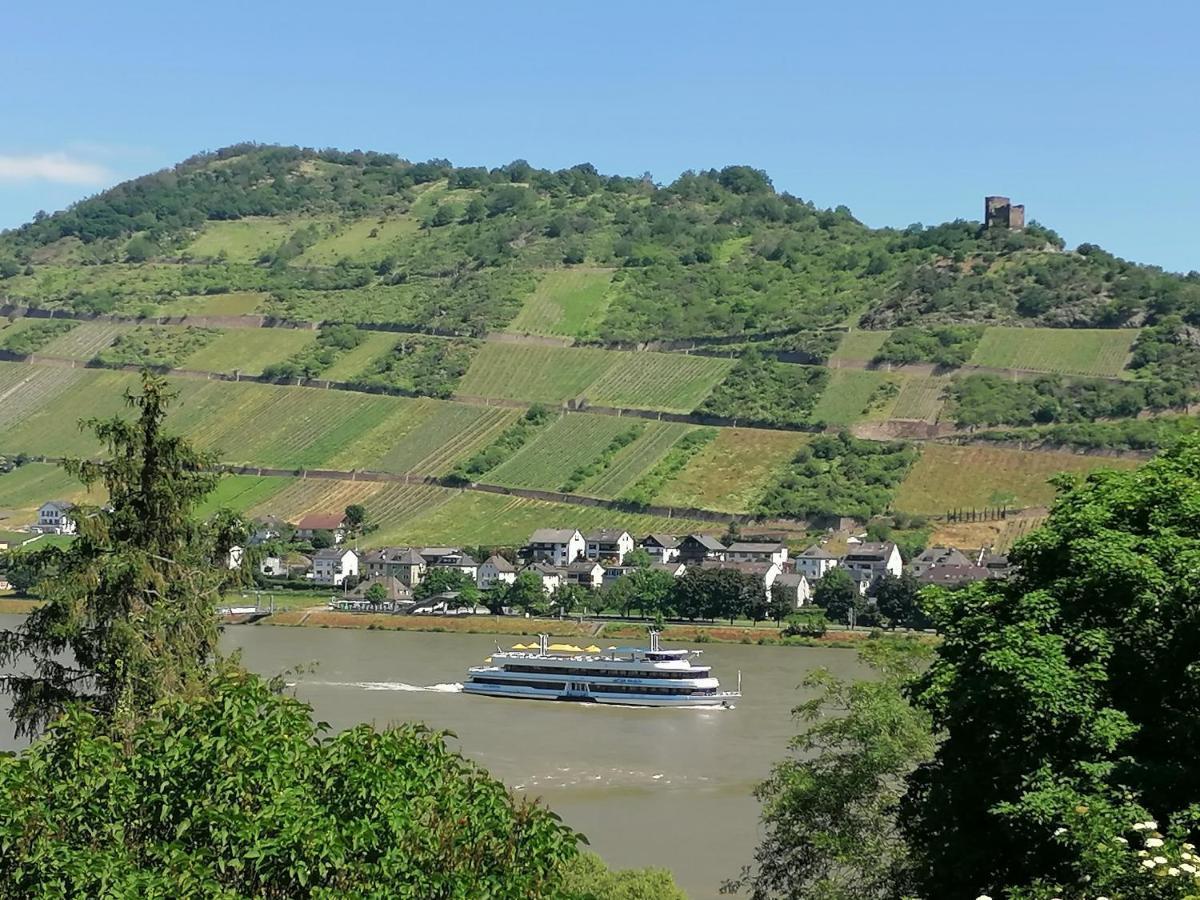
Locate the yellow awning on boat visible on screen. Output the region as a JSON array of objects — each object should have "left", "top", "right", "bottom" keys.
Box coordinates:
[
  {"left": 547, "top": 643, "right": 574, "bottom": 652},
  {"left": 511, "top": 643, "right": 529, "bottom": 650},
  {"left": 585, "top": 645, "right": 601, "bottom": 653}
]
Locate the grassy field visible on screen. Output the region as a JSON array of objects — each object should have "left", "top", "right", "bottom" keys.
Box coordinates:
[
  {"left": 182, "top": 328, "right": 317, "bottom": 375},
  {"left": 969, "top": 327, "right": 1137, "bottom": 377},
  {"left": 458, "top": 343, "right": 731, "bottom": 412},
  {"left": 929, "top": 513, "right": 1048, "bottom": 554},
  {"left": 585, "top": 352, "right": 732, "bottom": 413},
  {"left": 0, "top": 317, "right": 56, "bottom": 345},
  {"left": 318, "top": 331, "right": 397, "bottom": 381},
  {"left": 0, "top": 363, "right": 93, "bottom": 432},
  {"left": 297, "top": 216, "right": 420, "bottom": 265},
  {"left": 39, "top": 323, "right": 129, "bottom": 360},
  {"left": 184, "top": 217, "right": 326, "bottom": 263},
  {"left": 385, "top": 489, "right": 714, "bottom": 547},
  {"left": 809, "top": 369, "right": 899, "bottom": 425},
  {"left": 153, "top": 292, "right": 267, "bottom": 317},
  {"left": 507, "top": 268, "right": 615, "bottom": 338},
  {"left": 829, "top": 330, "right": 889, "bottom": 363},
  {"left": 582, "top": 421, "right": 693, "bottom": 498},
  {"left": 893, "top": 443, "right": 1140, "bottom": 515},
  {"left": 655, "top": 427, "right": 808, "bottom": 513},
  {"left": 457, "top": 344, "right": 615, "bottom": 403},
  {"left": 889, "top": 375, "right": 949, "bottom": 421},
  {"left": 193, "top": 475, "right": 289, "bottom": 520},
  {"left": 489, "top": 413, "right": 640, "bottom": 490},
  {"left": 0, "top": 462, "right": 105, "bottom": 527}
]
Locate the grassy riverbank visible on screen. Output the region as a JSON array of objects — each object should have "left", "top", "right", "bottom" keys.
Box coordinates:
[{"left": 256, "top": 607, "right": 907, "bottom": 648}]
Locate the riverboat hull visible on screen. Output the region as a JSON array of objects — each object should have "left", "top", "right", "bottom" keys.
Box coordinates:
[{"left": 462, "top": 680, "right": 739, "bottom": 707}]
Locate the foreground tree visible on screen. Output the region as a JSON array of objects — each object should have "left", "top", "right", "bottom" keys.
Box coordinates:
[
  {"left": 812, "top": 567, "right": 858, "bottom": 624},
  {"left": 0, "top": 375, "right": 243, "bottom": 738},
  {"left": 903, "top": 437, "right": 1200, "bottom": 898},
  {"left": 727, "top": 640, "right": 933, "bottom": 899},
  {"left": 0, "top": 671, "right": 579, "bottom": 897}
]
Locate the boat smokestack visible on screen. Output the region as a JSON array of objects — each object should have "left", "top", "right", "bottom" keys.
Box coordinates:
[
  {"left": 649, "top": 629, "right": 660, "bottom": 652},
  {"left": 539, "top": 633, "right": 548, "bottom": 655}
]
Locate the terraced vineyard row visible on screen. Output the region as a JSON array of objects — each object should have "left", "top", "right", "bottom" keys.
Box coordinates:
[
  {"left": 372, "top": 404, "right": 517, "bottom": 476},
  {"left": 182, "top": 328, "right": 317, "bottom": 375},
  {"left": 40, "top": 323, "right": 129, "bottom": 360},
  {"left": 582, "top": 421, "right": 693, "bottom": 498},
  {"left": 0, "top": 462, "right": 105, "bottom": 526},
  {"left": 890, "top": 376, "right": 948, "bottom": 421},
  {"left": 488, "top": 413, "right": 641, "bottom": 490},
  {"left": 0, "top": 363, "right": 92, "bottom": 431},
  {"left": 586, "top": 352, "right": 732, "bottom": 412},
  {"left": 968, "top": 327, "right": 1135, "bottom": 377}
]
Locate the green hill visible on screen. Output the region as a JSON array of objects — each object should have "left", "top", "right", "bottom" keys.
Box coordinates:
[{"left": 0, "top": 144, "right": 1195, "bottom": 539}]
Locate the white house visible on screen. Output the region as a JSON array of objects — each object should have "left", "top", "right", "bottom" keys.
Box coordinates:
[
  {"left": 584, "top": 529, "right": 635, "bottom": 564},
  {"left": 477, "top": 555, "right": 517, "bottom": 590},
  {"left": 640, "top": 534, "right": 680, "bottom": 563},
  {"left": 526, "top": 529, "right": 585, "bottom": 567},
  {"left": 726, "top": 541, "right": 789, "bottom": 568},
  {"left": 312, "top": 548, "right": 359, "bottom": 586},
  {"left": 362, "top": 547, "right": 426, "bottom": 585},
  {"left": 841, "top": 542, "right": 903, "bottom": 584},
  {"left": 260, "top": 552, "right": 311, "bottom": 579},
  {"left": 522, "top": 562, "right": 562, "bottom": 595},
  {"left": 422, "top": 548, "right": 479, "bottom": 581},
  {"left": 796, "top": 545, "right": 840, "bottom": 581},
  {"left": 772, "top": 573, "right": 813, "bottom": 608},
  {"left": 699, "top": 560, "right": 782, "bottom": 598},
  {"left": 36, "top": 500, "right": 76, "bottom": 535}
]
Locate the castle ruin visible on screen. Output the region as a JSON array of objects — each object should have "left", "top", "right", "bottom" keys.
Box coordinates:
[{"left": 984, "top": 196, "right": 1025, "bottom": 230}]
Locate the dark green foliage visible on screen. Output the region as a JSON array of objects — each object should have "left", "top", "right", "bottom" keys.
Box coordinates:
[
  {"left": 757, "top": 432, "right": 918, "bottom": 521},
  {"left": 620, "top": 427, "right": 717, "bottom": 508},
  {"left": 873, "top": 572, "right": 929, "bottom": 629},
  {"left": 902, "top": 438, "right": 1200, "bottom": 897},
  {"left": 559, "top": 851, "right": 687, "bottom": 900},
  {"left": 730, "top": 640, "right": 934, "bottom": 898},
  {"left": 94, "top": 325, "right": 220, "bottom": 369},
  {"left": 946, "top": 372, "right": 1183, "bottom": 428},
  {"left": 0, "top": 375, "right": 244, "bottom": 737},
  {"left": 696, "top": 349, "right": 829, "bottom": 427},
  {"left": 262, "top": 323, "right": 366, "bottom": 380},
  {"left": 0, "top": 320, "right": 75, "bottom": 355},
  {"left": 811, "top": 567, "right": 859, "bottom": 624},
  {"left": 446, "top": 405, "right": 554, "bottom": 482},
  {"left": 413, "top": 568, "right": 479, "bottom": 606},
  {"left": 123, "top": 234, "right": 159, "bottom": 263},
  {"left": 669, "top": 566, "right": 762, "bottom": 622},
  {"left": 605, "top": 567, "right": 678, "bottom": 618},
  {"left": 350, "top": 335, "right": 477, "bottom": 398},
  {"left": 873, "top": 325, "right": 983, "bottom": 367},
  {"left": 559, "top": 424, "right": 644, "bottom": 492},
  {"left": 0, "top": 671, "right": 580, "bottom": 897},
  {"left": 972, "top": 415, "right": 1200, "bottom": 452}
]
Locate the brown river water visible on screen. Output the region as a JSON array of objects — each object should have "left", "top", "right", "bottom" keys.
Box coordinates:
[{"left": 0, "top": 616, "right": 869, "bottom": 898}]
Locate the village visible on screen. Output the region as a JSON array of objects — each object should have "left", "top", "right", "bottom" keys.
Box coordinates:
[{"left": 8, "top": 497, "right": 1013, "bottom": 623}]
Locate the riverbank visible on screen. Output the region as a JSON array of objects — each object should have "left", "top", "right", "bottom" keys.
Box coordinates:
[{"left": 257, "top": 606, "right": 917, "bottom": 648}]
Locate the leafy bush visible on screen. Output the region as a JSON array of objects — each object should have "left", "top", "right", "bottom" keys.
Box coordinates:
[
  {"left": 696, "top": 349, "right": 829, "bottom": 427},
  {"left": 0, "top": 671, "right": 579, "bottom": 896},
  {"left": 757, "top": 431, "right": 918, "bottom": 521},
  {"left": 559, "top": 424, "right": 644, "bottom": 492},
  {"left": 873, "top": 325, "right": 983, "bottom": 367},
  {"left": 946, "top": 372, "right": 1179, "bottom": 428},
  {"left": 350, "top": 335, "right": 477, "bottom": 398},
  {"left": 262, "top": 323, "right": 366, "bottom": 380},
  {"left": 95, "top": 326, "right": 220, "bottom": 368},
  {"left": 0, "top": 320, "right": 76, "bottom": 355},
  {"left": 971, "top": 415, "right": 1200, "bottom": 451}
]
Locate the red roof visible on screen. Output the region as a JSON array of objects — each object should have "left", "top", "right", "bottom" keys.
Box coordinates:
[{"left": 296, "top": 513, "right": 345, "bottom": 531}]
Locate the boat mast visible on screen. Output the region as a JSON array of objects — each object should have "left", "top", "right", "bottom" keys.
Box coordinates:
[
  {"left": 539, "top": 633, "right": 548, "bottom": 655},
  {"left": 649, "top": 629, "right": 660, "bottom": 652}
]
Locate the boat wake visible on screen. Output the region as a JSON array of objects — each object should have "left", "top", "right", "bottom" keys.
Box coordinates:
[{"left": 292, "top": 680, "right": 464, "bottom": 693}]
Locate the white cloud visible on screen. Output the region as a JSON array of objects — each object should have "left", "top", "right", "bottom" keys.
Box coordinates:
[{"left": 0, "top": 152, "right": 113, "bottom": 185}]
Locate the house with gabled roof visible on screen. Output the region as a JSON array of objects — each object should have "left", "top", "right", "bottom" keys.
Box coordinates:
[
  {"left": 584, "top": 529, "right": 635, "bottom": 564},
  {"left": 422, "top": 548, "right": 479, "bottom": 580},
  {"left": 772, "top": 572, "right": 813, "bottom": 608},
  {"left": 841, "top": 541, "right": 903, "bottom": 585},
  {"left": 565, "top": 559, "right": 605, "bottom": 590},
  {"left": 727, "top": 541, "right": 788, "bottom": 568},
  {"left": 295, "top": 513, "right": 346, "bottom": 544},
  {"left": 640, "top": 533, "right": 680, "bottom": 563},
  {"left": 522, "top": 562, "right": 563, "bottom": 595},
  {"left": 796, "top": 544, "right": 839, "bottom": 581},
  {"left": 362, "top": 547, "right": 427, "bottom": 585},
  {"left": 477, "top": 555, "right": 517, "bottom": 590},
  {"left": 910, "top": 546, "right": 972, "bottom": 577},
  {"left": 698, "top": 559, "right": 781, "bottom": 597},
  {"left": 36, "top": 500, "right": 76, "bottom": 535},
  {"left": 677, "top": 534, "right": 726, "bottom": 564},
  {"left": 917, "top": 563, "right": 991, "bottom": 589},
  {"left": 526, "top": 528, "right": 585, "bottom": 567},
  {"left": 312, "top": 548, "right": 358, "bottom": 586}
]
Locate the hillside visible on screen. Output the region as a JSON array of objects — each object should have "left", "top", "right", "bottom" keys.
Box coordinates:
[{"left": 0, "top": 144, "right": 1195, "bottom": 544}]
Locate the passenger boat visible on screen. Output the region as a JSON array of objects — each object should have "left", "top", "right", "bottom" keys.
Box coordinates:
[{"left": 463, "top": 631, "right": 740, "bottom": 707}]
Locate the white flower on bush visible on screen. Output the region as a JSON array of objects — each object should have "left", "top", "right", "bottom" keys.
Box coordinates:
[{"left": 1146, "top": 837, "right": 1165, "bottom": 848}]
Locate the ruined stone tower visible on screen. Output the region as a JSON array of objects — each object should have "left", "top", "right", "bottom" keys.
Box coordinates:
[{"left": 985, "top": 196, "right": 1025, "bottom": 230}]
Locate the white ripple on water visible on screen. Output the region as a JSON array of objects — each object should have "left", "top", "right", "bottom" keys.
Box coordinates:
[{"left": 289, "top": 680, "right": 464, "bottom": 693}]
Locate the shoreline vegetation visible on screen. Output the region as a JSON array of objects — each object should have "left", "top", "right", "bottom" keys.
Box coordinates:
[{"left": 1, "top": 598, "right": 930, "bottom": 647}]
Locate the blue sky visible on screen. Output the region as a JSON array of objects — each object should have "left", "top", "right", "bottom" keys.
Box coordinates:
[{"left": 2, "top": 0, "right": 1196, "bottom": 271}]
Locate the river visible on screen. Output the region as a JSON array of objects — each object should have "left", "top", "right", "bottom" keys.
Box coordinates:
[{"left": 0, "top": 616, "right": 869, "bottom": 898}]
